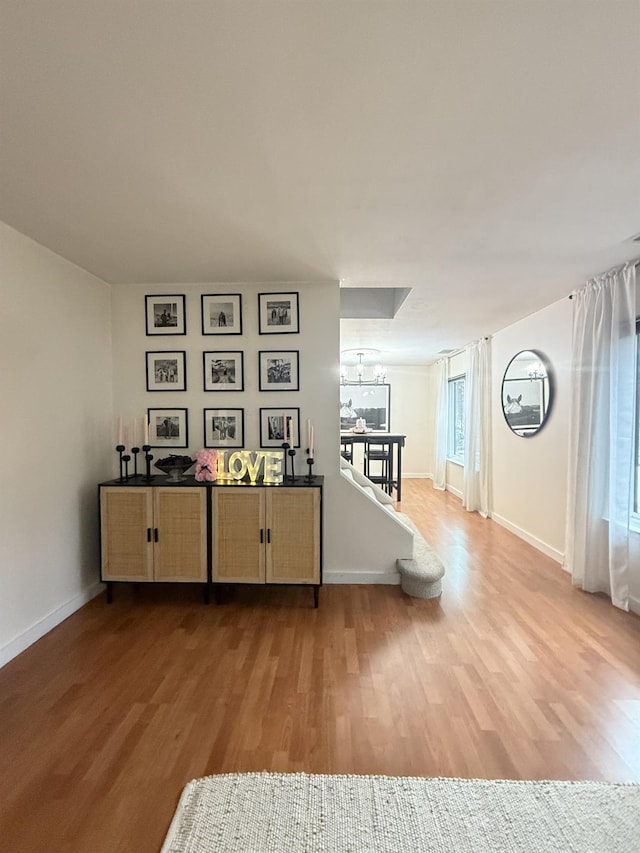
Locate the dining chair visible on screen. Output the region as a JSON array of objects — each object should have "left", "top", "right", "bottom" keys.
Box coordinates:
[{"left": 363, "top": 437, "right": 393, "bottom": 494}]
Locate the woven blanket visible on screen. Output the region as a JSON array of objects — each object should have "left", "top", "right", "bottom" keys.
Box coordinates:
[{"left": 161, "top": 771, "right": 640, "bottom": 852}]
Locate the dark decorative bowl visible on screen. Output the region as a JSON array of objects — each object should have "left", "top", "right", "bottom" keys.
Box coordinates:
[{"left": 154, "top": 454, "right": 195, "bottom": 482}]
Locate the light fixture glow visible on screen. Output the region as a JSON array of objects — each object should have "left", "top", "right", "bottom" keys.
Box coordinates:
[
  {"left": 527, "top": 361, "right": 547, "bottom": 381},
  {"left": 340, "top": 350, "right": 387, "bottom": 385}
]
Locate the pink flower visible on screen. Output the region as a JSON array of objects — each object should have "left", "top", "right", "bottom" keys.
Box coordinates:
[{"left": 195, "top": 449, "right": 218, "bottom": 481}]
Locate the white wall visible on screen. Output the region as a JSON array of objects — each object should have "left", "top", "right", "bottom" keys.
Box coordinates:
[
  {"left": 385, "top": 365, "right": 431, "bottom": 477},
  {"left": 0, "top": 223, "right": 113, "bottom": 666},
  {"left": 328, "top": 475, "right": 414, "bottom": 582},
  {"left": 491, "top": 298, "right": 572, "bottom": 561}
]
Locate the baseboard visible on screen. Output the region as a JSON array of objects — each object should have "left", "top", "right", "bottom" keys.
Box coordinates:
[
  {"left": 403, "top": 473, "right": 432, "bottom": 479},
  {"left": 492, "top": 513, "right": 564, "bottom": 564},
  {"left": 446, "top": 484, "right": 463, "bottom": 500},
  {"left": 323, "top": 570, "right": 401, "bottom": 585},
  {"left": 629, "top": 594, "right": 640, "bottom": 616},
  {"left": 0, "top": 580, "right": 105, "bottom": 669}
]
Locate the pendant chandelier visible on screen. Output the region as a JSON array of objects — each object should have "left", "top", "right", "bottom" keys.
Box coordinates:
[
  {"left": 527, "top": 360, "right": 547, "bottom": 381},
  {"left": 340, "top": 349, "right": 387, "bottom": 385}
]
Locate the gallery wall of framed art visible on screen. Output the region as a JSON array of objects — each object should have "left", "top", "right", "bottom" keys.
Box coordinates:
[
  {"left": 110, "top": 281, "right": 340, "bottom": 461},
  {"left": 147, "top": 289, "right": 302, "bottom": 449}
]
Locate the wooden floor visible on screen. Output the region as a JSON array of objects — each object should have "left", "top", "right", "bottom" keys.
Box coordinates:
[{"left": 1, "top": 480, "right": 639, "bottom": 852}]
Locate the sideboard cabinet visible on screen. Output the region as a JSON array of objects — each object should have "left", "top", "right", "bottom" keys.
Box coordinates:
[
  {"left": 100, "top": 486, "right": 207, "bottom": 600},
  {"left": 213, "top": 486, "right": 321, "bottom": 604},
  {"left": 99, "top": 478, "right": 323, "bottom": 606}
]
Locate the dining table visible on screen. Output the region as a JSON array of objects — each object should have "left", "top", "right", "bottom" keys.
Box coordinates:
[{"left": 340, "top": 431, "right": 406, "bottom": 502}]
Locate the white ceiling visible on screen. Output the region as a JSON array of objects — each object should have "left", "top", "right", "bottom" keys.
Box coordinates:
[{"left": 1, "top": 1, "right": 639, "bottom": 364}]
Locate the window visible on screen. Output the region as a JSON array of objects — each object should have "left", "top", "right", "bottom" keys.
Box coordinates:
[{"left": 448, "top": 375, "right": 465, "bottom": 463}]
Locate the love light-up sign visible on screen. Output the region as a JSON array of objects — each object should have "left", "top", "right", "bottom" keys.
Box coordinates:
[{"left": 216, "top": 449, "right": 284, "bottom": 484}]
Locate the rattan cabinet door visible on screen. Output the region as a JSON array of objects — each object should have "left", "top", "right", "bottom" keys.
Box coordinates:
[
  {"left": 266, "top": 488, "right": 320, "bottom": 585},
  {"left": 101, "top": 487, "right": 154, "bottom": 582},
  {"left": 153, "top": 488, "right": 207, "bottom": 582},
  {"left": 213, "top": 488, "right": 265, "bottom": 583}
]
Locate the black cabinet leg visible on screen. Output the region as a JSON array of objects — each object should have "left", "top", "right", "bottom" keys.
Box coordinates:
[
  {"left": 313, "top": 585, "right": 319, "bottom": 609},
  {"left": 106, "top": 582, "right": 113, "bottom": 604},
  {"left": 203, "top": 583, "right": 210, "bottom": 605}
]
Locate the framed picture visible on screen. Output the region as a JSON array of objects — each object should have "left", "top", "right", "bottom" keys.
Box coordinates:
[
  {"left": 203, "top": 351, "right": 244, "bottom": 391},
  {"left": 203, "top": 408, "right": 244, "bottom": 448},
  {"left": 502, "top": 378, "right": 544, "bottom": 431},
  {"left": 201, "top": 293, "right": 243, "bottom": 335},
  {"left": 259, "top": 407, "right": 300, "bottom": 448},
  {"left": 259, "top": 350, "right": 299, "bottom": 391},
  {"left": 145, "top": 295, "right": 186, "bottom": 335},
  {"left": 340, "top": 384, "right": 390, "bottom": 432},
  {"left": 147, "top": 408, "right": 188, "bottom": 448},
  {"left": 145, "top": 351, "right": 186, "bottom": 392},
  {"left": 258, "top": 291, "right": 299, "bottom": 335}
]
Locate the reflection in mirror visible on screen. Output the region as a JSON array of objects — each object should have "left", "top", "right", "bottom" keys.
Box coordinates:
[
  {"left": 340, "top": 384, "right": 390, "bottom": 432},
  {"left": 501, "top": 350, "right": 553, "bottom": 437}
]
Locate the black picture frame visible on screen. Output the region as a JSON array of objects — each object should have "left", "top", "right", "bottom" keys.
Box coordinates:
[
  {"left": 340, "top": 383, "right": 390, "bottom": 432},
  {"left": 201, "top": 293, "right": 243, "bottom": 335},
  {"left": 203, "top": 408, "right": 245, "bottom": 448},
  {"left": 259, "top": 407, "right": 300, "bottom": 448},
  {"left": 258, "top": 350, "right": 300, "bottom": 391},
  {"left": 258, "top": 291, "right": 299, "bottom": 335},
  {"left": 203, "top": 351, "right": 245, "bottom": 391},
  {"left": 502, "top": 378, "right": 544, "bottom": 431},
  {"left": 145, "top": 294, "right": 186, "bottom": 336},
  {"left": 147, "top": 407, "right": 188, "bottom": 448},
  {"left": 145, "top": 350, "right": 187, "bottom": 392}
]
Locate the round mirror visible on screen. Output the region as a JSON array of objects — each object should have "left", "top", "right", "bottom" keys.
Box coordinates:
[{"left": 501, "top": 350, "right": 553, "bottom": 437}]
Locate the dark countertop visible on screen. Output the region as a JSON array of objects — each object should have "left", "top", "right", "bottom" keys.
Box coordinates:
[{"left": 100, "top": 475, "right": 324, "bottom": 488}]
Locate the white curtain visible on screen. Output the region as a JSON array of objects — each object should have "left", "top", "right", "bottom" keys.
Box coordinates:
[
  {"left": 433, "top": 358, "right": 448, "bottom": 490},
  {"left": 564, "top": 262, "right": 637, "bottom": 611},
  {"left": 463, "top": 338, "right": 491, "bottom": 517}
]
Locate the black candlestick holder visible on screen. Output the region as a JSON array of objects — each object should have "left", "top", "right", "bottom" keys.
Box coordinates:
[
  {"left": 131, "top": 446, "right": 140, "bottom": 478},
  {"left": 122, "top": 454, "right": 131, "bottom": 481},
  {"left": 287, "top": 447, "right": 296, "bottom": 482},
  {"left": 281, "top": 442, "right": 290, "bottom": 480},
  {"left": 143, "top": 445, "right": 154, "bottom": 481},
  {"left": 116, "top": 444, "right": 126, "bottom": 481},
  {"left": 305, "top": 450, "right": 315, "bottom": 482}
]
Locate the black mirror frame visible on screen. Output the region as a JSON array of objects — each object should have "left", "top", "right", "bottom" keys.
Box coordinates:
[{"left": 501, "top": 349, "right": 554, "bottom": 438}]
